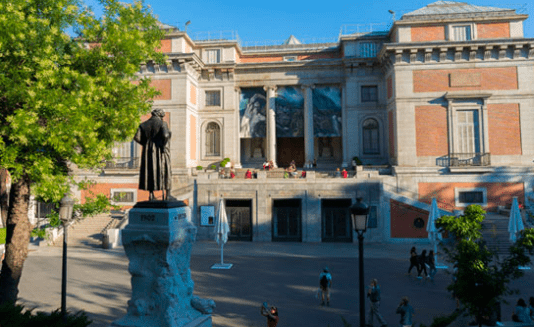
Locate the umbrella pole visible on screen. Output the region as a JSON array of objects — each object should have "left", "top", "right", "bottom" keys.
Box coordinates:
[{"left": 221, "top": 242, "right": 224, "bottom": 265}]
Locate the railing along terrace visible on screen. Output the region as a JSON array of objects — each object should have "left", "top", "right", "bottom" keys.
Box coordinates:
[
  {"left": 437, "top": 153, "right": 491, "bottom": 167},
  {"left": 190, "top": 30, "right": 240, "bottom": 43},
  {"left": 339, "top": 23, "right": 390, "bottom": 36},
  {"left": 105, "top": 157, "right": 140, "bottom": 169}
]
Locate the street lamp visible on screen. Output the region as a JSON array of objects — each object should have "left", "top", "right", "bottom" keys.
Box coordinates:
[
  {"left": 59, "top": 194, "right": 74, "bottom": 318},
  {"left": 350, "top": 198, "right": 369, "bottom": 327}
]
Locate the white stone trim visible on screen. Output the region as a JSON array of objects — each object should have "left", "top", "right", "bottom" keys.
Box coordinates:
[
  {"left": 200, "top": 119, "right": 224, "bottom": 161},
  {"left": 447, "top": 22, "right": 477, "bottom": 41},
  {"left": 454, "top": 187, "right": 487, "bottom": 208}
]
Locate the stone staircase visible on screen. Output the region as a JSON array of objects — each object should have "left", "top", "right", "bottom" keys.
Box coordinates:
[
  {"left": 481, "top": 212, "right": 512, "bottom": 256},
  {"left": 53, "top": 213, "right": 117, "bottom": 248}
]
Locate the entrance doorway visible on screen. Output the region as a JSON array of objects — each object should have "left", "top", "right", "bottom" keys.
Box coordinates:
[
  {"left": 321, "top": 199, "right": 353, "bottom": 242},
  {"left": 272, "top": 199, "right": 302, "bottom": 242},
  {"left": 277, "top": 137, "right": 304, "bottom": 167},
  {"left": 226, "top": 199, "right": 252, "bottom": 241}
]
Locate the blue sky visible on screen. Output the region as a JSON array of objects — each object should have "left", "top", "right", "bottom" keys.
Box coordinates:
[{"left": 85, "top": 0, "right": 532, "bottom": 43}]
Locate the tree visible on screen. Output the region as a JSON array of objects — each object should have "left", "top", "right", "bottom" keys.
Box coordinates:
[
  {"left": 436, "top": 205, "right": 534, "bottom": 327},
  {"left": 0, "top": 0, "right": 165, "bottom": 305}
]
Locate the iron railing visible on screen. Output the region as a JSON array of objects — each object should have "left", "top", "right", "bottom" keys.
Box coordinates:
[
  {"left": 105, "top": 157, "right": 140, "bottom": 169},
  {"left": 437, "top": 153, "right": 491, "bottom": 167}
]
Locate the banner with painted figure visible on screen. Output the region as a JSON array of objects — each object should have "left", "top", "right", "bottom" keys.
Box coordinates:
[
  {"left": 313, "top": 86, "right": 341, "bottom": 137},
  {"left": 240, "top": 87, "right": 266, "bottom": 138},
  {"left": 275, "top": 86, "right": 304, "bottom": 137}
]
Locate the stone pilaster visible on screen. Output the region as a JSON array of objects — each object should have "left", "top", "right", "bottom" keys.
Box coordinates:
[
  {"left": 234, "top": 87, "right": 242, "bottom": 168},
  {"left": 302, "top": 85, "right": 315, "bottom": 168}
]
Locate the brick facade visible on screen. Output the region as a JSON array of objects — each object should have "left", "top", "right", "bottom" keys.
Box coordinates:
[
  {"left": 413, "top": 67, "right": 518, "bottom": 93},
  {"left": 415, "top": 105, "right": 448, "bottom": 157},
  {"left": 390, "top": 199, "right": 429, "bottom": 238},
  {"left": 150, "top": 79, "right": 172, "bottom": 100},
  {"left": 158, "top": 39, "right": 172, "bottom": 53},
  {"left": 477, "top": 22, "right": 510, "bottom": 39},
  {"left": 488, "top": 103, "right": 522, "bottom": 155},
  {"left": 190, "top": 84, "right": 197, "bottom": 105},
  {"left": 418, "top": 182, "right": 525, "bottom": 211},
  {"left": 411, "top": 25, "right": 445, "bottom": 42},
  {"left": 190, "top": 114, "right": 197, "bottom": 160}
]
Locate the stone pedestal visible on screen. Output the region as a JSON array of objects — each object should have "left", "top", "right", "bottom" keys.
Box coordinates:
[{"left": 112, "top": 201, "right": 214, "bottom": 327}]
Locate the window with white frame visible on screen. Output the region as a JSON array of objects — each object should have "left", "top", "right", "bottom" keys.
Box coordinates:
[
  {"left": 362, "top": 118, "right": 380, "bottom": 155},
  {"left": 455, "top": 187, "right": 487, "bottom": 207},
  {"left": 457, "top": 110, "right": 480, "bottom": 154},
  {"left": 452, "top": 25, "right": 472, "bottom": 41},
  {"left": 205, "top": 90, "right": 221, "bottom": 107},
  {"left": 361, "top": 85, "right": 378, "bottom": 103},
  {"left": 111, "top": 189, "right": 137, "bottom": 204},
  {"left": 358, "top": 42, "right": 378, "bottom": 58},
  {"left": 108, "top": 141, "right": 138, "bottom": 169},
  {"left": 205, "top": 122, "right": 221, "bottom": 156},
  {"left": 206, "top": 49, "right": 221, "bottom": 63}
]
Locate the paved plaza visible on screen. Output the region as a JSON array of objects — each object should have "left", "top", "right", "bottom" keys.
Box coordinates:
[{"left": 18, "top": 241, "right": 534, "bottom": 327}]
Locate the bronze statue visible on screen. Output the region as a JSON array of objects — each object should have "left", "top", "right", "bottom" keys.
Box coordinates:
[{"left": 134, "top": 108, "right": 172, "bottom": 201}]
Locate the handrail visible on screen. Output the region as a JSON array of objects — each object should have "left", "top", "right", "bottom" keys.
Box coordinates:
[
  {"left": 382, "top": 182, "right": 456, "bottom": 213},
  {"left": 105, "top": 157, "right": 139, "bottom": 169},
  {"left": 437, "top": 153, "right": 491, "bottom": 167}
]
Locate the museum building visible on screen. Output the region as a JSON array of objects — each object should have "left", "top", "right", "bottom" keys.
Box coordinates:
[{"left": 67, "top": 1, "right": 534, "bottom": 243}]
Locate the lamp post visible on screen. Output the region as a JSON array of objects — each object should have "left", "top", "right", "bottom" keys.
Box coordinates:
[
  {"left": 350, "top": 198, "right": 369, "bottom": 327},
  {"left": 59, "top": 194, "right": 74, "bottom": 318}
]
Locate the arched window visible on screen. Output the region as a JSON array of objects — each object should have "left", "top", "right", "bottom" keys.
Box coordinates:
[
  {"left": 362, "top": 118, "right": 379, "bottom": 155},
  {"left": 205, "top": 122, "right": 220, "bottom": 156}
]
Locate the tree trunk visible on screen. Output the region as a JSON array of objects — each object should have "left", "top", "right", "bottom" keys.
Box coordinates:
[
  {"left": 0, "top": 175, "right": 31, "bottom": 305},
  {"left": 0, "top": 168, "right": 9, "bottom": 228}
]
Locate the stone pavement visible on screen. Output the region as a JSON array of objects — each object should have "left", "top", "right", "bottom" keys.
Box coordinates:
[{"left": 18, "top": 241, "right": 534, "bottom": 327}]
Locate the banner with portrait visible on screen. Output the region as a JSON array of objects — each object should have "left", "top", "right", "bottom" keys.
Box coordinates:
[
  {"left": 275, "top": 86, "right": 304, "bottom": 137},
  {"left": 313, "top": 86, "right": 341, "bottom": 137},
  {"left": 239, "top": 87, "right": 266, "bottom": 138}
]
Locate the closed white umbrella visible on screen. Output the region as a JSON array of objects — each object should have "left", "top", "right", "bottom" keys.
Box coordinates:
[
  {"left": 427, "top": 198, "right": 447, "bottom": 268},
  {"left": 508, "top": 197, "right": 524, "bottom": 243},
  {"left": 211, "top": 198, "right": 233, "bottom": 269}
]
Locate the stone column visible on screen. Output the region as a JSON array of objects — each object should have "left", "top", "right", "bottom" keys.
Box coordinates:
[
  {"left": 264, "top": 86, "right": 277, "bottom": 168},
  {"left": 234, "top": 87, "right": 242, "bottom": 168},
  {"left": 302, "top": 85, "right": 315, "bottom": 168}
]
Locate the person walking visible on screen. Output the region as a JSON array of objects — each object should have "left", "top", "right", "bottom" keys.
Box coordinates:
[
  {"left": 407, "top": 247, "right": 419, "bottom": 275},
  {"left": 417, "top": 250, "right": 428, "bottom": 279},
  {"left": 396, "top": 296, "right": 415, "bottom": 327},
  {"left": 367, "top": 279, "right": 387, "bottom": 327},
  {"left": 512, "top": 298, "right": 532, "bottom": 323},
  {"left": 427, "top": 250, "right": 437, "bottom": 280},
  {"left": 260, "top": 303, "right": 279, "bottom": 327},
  {"left": 319, "top": 267, "right": 332, "bottom": 306}
]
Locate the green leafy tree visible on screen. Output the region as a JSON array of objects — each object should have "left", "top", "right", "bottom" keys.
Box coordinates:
[
  {"left": 0, "top": 0, "right": 166, "bottom": 305},
  {"left": 437, "top": 205, "right": 534, "bottom": 327}
]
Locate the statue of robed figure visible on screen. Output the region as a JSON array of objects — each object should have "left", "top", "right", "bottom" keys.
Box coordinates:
[{"left": 133, "top": 108, "right": 172, "bottom": 201}]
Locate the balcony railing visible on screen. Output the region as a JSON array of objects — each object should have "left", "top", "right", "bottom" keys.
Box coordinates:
[
  {"left": 105, "top": 157, "right": 140, "bottom": 169},
  {"left": 437, "top": 153, "right": 491, "bottom": 167}
]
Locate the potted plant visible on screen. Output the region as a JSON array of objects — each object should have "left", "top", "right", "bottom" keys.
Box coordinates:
[{"left": 352, "top": 157, "right": 363, "bottom": 172}]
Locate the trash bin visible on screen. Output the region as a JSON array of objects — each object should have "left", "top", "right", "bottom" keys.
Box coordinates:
[{"left": 102, "top": 233, "right": 110, "bottom": 249}]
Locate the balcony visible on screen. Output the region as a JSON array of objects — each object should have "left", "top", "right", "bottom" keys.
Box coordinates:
[
  {"left": 105, "top": 157, "right": 140, "bottom": 169},
  {"left": 437, "top": 153, "right": 491, "bottom": 167}
]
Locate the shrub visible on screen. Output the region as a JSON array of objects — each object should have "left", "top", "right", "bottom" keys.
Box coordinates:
[
  {"left": 352, "top": 157, "right": 363, "bottom": 165},
  {"left": 0, "top": 227, "right": 5, "bottom": 244},
  {"left": 210, "top": 164, "right": 216, "bottom": 170},
  {"left": 0, "top": 302, "right": 92, "bottom": 327},
  {"left": 196, "top": 165, "right": 203, "bottom": 171}
]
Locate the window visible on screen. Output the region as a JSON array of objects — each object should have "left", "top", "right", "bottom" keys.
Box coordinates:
[
  {"left": 358, "top": 42, "right": 378, "bottom": 58},
  {"left": 457, "top": 110, "right": 480, "bottom": 154},
  {"left": 455, "top": 187, "right": 487, "bottom": 207},
  {"left": 206, "top": 49, "right": 221, "bottom": 63},
  {"left": 362, "top": 118, "right": 380, "bottom": 155},
  {"left": 205, "top": 122, "right": 221, "bottom": 156},
  {"left": 452, "top": 25, "right": 472, "bottom": 41},
  {"left": 205, "top": 90, "right": 221, "bottom": 107},
  {"left": 283, "top": 56, "right": 297, "bottom": 62},
  {"left": 361, "top": 86, "right": 378, "bottom": 103},
  {"left": 107, "top": 141, "right": 138, "bottom": 169},
  {"left": 111, "top": 189, "right": 137, "bottom": 204}
]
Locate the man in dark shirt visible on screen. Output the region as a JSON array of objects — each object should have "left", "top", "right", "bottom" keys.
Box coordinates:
[
  {"left": 260, "top": 304, "right": 278, "bottom": 327},
  {"left": 367, "top": 279, "right": 387, "bottom": 327}
]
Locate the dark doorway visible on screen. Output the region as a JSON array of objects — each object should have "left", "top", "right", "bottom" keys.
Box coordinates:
[
  {"left": 321, "top": 199, "right": 353, "bottom": 242},
  {"left": 277, "top": 137, "right": 304, "bottom": 167},
  {"left": 272, "top": 199, "right": 302, "bottom": 242},
  {"left": 226, "top": 199, "right": 252, "bottom": 241}
]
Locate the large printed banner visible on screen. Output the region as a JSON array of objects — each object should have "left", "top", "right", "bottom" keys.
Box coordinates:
[
  {"left": 275, "top": 86, "right": 304, "bottom": 137},
  {"left": 313, "top": 86, "right": 341, "bottom": 137},
  {"left": 239, "top": 87, "right": 266, "bottom": 138}
]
